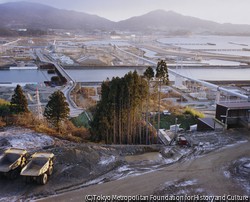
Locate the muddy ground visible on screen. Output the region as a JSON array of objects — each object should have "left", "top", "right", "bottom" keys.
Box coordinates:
[
  {"left": 0, "top": 127, "right": 249, "bottom": 201},
  {"left": 0, "top": 127, "right": 161, "bottom": 201}
]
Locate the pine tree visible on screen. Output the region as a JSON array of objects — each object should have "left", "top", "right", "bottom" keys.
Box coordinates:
[
  {"left": 90, "top": 79, "right": 110, "bottom": 143},
  {"left": 143, "top": 66, "right": 154, "bottom": 145},
  {"left": 132, "top": 70, "right": 141, "bottom": 144},
  {"left": 90, "top": 71, "right": 149, "bottom": 145},
  {"left": 44, "top": 90, "right": 70, "bottom": 131},
  {"left": 124, "top": 71, "right": 134, "bottom": 144},
  {"left": 156, "top": 60, "right": 169, "bottom": 143},
  {"left": 11, "top": 84, "right": 29, "bottom": 114},
  {"left": 139, "top": 77, "right": 148, "bottom": 144},
  {"left": 100, "top": 80, "right": 111, "bottom": 143}
]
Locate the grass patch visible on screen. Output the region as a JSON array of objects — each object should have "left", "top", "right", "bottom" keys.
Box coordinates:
[
  {"left": 151, "top": 113, "right": 198, "bottom": 130},
  {"left": 71, "top": 110, "right": 93, "bottom": 128}
]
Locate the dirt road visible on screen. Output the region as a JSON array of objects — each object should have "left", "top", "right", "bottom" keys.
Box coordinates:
[{"left": 36, "top": 141, "right": 250, "bottom": 202}]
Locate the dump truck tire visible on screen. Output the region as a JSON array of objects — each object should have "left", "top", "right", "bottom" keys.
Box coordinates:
[
  {"left": 10, "top": 169, "right": 18, "bottom": 180},
  {"left": 23, "top": 176, "right": 27, "bottom": 183},
  {"left": 41, "top": 174, "right": 48, "bottom": 185},
  {"left": 6, "top": 172, "right": 11, "bottom": 179},
  {"left": 37, "top": 176, "right": 41, "bottom": 184},
  {"left": 27, "top": 176, "right": 33, "bottom": 183},
  {"left": 47, "top": 166, "right": 53, "bottom": 176}
]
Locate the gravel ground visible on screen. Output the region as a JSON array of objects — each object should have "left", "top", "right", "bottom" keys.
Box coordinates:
[
  {"left": 0, "top": 127, "right": 249, "bottom": 201},
  {"left": 37, "top": 140, "right": 250, "bottom": 202}
]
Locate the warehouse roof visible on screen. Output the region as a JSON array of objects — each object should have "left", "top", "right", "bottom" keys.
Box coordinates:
[{"left": 217, "top": 102, "right": 250, "bottom": 109}]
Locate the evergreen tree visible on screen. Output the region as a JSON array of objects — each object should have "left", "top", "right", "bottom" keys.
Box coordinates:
[
  {"left": 143, "top": 66, "right": 154, "bottom": 145},
  {"left": 132, "top": 70, "right": 141, "bottom": 144},
  {"left": 44, "top": 90, "right": 70, "bottom": 131},
  {"left": 151, "top": 83, "right": 158, "bottom": 144},
  {"left": 90, "top": 71, "right": 149, "bottom": 145},
  {"left": 11, "top": 84, "right": 29, "bottom": 114},
  {"left": 139, "top": 77, "right": 148, "bottom": 144},
  {"left": 156, "top": 60, "right": 169, "bottom": 143},
  {"left": 90, "top": 79, "right": 110, "bottom": 143},
  {"left": 124, "top": 71, "right": 134, "bottom": 144}
]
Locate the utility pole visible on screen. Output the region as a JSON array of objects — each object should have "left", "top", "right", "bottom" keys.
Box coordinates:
[
  {"left": 35, "top": 88, "right": 43, "bottom": 120},
  {"left": 175, "top": 118, "right": 178, "bottom": 141}
]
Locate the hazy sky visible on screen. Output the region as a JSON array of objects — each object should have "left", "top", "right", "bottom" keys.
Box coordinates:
[{"left": 0, "top": 0, "right": 249, "bottom": 24}]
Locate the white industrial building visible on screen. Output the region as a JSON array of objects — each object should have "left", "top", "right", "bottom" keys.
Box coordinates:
[{"left": 50, "top": 53, "right": 74, "bottom": 65}]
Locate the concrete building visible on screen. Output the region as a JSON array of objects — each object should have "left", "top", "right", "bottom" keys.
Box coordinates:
[
  {"left": 197, "top": 103, "right": 250, "bottom": 131},
  {"left": 215, "top": 103, "right": 250, "bottom": 129}
]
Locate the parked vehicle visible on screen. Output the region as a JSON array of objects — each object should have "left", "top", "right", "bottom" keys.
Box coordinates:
[
  {"left": 20, "top": 152, "right": 55, "bottom": 185},
  {"left": 0, "top": 148, "right": 28, "bottom": 179},
  {"left": 162, "top": 110, "right": 171, "bottom": 115}
]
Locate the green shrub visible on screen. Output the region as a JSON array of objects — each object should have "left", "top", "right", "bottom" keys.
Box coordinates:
[{"left": 0, "top": 98, "right": 10, "bottom": 106}]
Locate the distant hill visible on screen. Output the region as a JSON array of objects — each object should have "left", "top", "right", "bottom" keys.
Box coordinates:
[
  {"left": 116, "top": 10, "right": 220, "bottom": 31},
  {"left": 0, "top": 2, "right": 114, "bottom": 30},
  {"left": 115, "top": 10, "right": 250, "bottom": 34},
  {"left": 1, "top": 2, "right": 250, "bottom": 34}
]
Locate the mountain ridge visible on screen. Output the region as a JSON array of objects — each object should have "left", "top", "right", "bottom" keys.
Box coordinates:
[
  {"left": 0, "top": 1, "right": 115, "bottom": 30},
  {"left": 1, "top": 2, "right": 250, "bottom": 34}
]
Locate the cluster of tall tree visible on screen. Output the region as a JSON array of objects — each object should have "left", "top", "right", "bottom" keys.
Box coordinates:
[
  {"left": 90, "top": 60, "right": 169, "bottom": 145},
  {"left": 90, "top": 70, "right": 148, "bottom": 144}
]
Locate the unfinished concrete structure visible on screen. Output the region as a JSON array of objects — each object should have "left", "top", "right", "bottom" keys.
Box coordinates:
[{"left": 215, "top": 103, "right": 250, "bottom": 129}]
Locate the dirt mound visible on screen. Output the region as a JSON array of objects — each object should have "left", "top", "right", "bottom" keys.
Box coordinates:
[
  {"left": 0, "top": 142, "right": 150, "bottom": 201},
  {"left": 1, "top": 127, "right": 248, "bottom": 201},
  {"left": 45, "top": 145, "right": 126, "bottom": 191},
  {"left": 0, "top": 127, "right": 162, "bottom": 201},
  {"left": 0, "top": 138, "right": 11, "bottom": 147}
]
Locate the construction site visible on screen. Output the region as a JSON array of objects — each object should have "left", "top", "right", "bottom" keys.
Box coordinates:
[{"left": 0, "top": 34, "right": 250, "bottom": 201}]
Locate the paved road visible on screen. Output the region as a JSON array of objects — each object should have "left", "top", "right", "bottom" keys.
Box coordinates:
[
  {"left": 36, "top": 51, "right": 84, "bottom": 117},
  {"left": 36, "top": 141, "right": 250, "bottom": 202}
]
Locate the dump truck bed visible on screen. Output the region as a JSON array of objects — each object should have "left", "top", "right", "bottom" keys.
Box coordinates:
[
  {"left": 31, "top": 152, "right": 54, "bottom": 159},
  {"left": 0, "top": 148, "right": 27, "bottom": 172},
  {"left": 20, "top": 152, "right": 54, "bottom": 177}
]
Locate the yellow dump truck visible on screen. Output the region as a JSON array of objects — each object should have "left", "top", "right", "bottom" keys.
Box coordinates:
[
  {"left": 20, "top": 152, "right": 55, "bottom": 185},
  {"left": 0, "top": 148, "right": 28, "bottom": 179}
]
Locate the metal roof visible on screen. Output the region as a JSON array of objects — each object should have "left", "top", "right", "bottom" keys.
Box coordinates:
[
  {"left": 198, "top": 118, "right": 214, "bottom": 129},
  {"left": 218, "top": 102, "right": 250, "bottom": 109}
]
